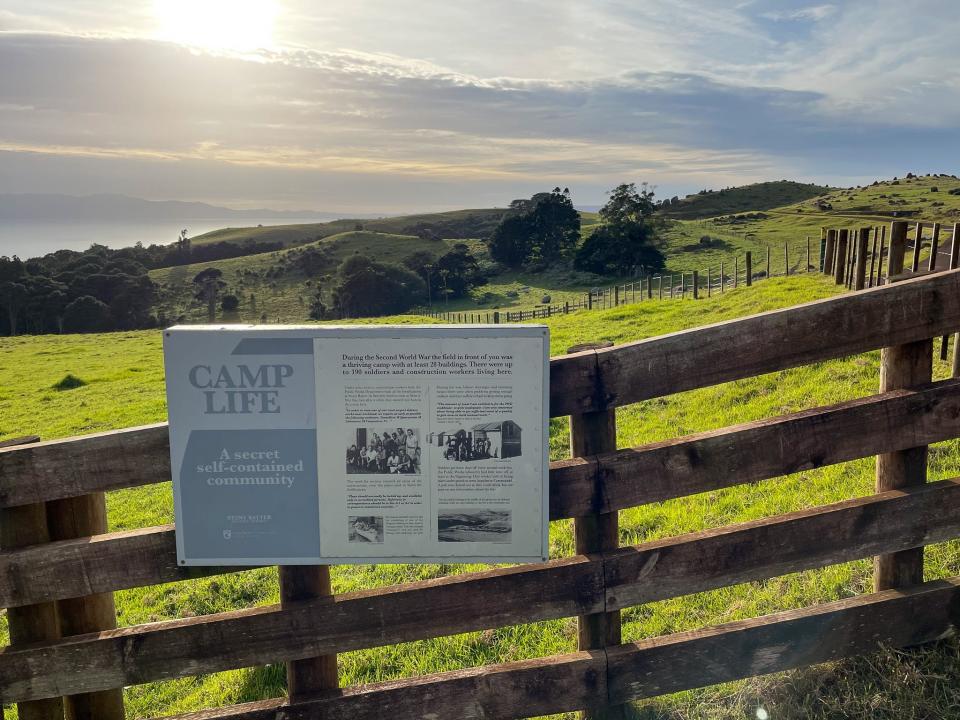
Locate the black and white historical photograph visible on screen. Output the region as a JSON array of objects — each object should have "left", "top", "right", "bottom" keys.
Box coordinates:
[
  {"left": 345, "top": 427, "right": 421, "bottom": 474},
  {"left": 438, "top": 509, "right": 512, "bottom": 542},
  {"left": 427, "top": 420, "right": 521, "bottom": 462},
  {"left": 348, "top": 516, "right": 384, "bottom": 543}
]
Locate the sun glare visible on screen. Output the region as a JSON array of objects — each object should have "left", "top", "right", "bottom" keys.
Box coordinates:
[{"left": 152, "top": 0, "right": 278, "bottom": 51}]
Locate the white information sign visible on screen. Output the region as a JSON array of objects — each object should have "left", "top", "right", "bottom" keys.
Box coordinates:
[{"left": 163, "top": 325, "right": 549, "bottom": 565}]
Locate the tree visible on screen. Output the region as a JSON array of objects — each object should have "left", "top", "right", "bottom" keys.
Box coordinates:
[
  {"left": 220, "top": 294, "right": 240, "bottom": 312},
  {"left": 488, "top": 188, "right": 580, "bottom": 267},
  {"left": 574, "top": 182, "right": 665, "bottom": 276},
  {"left": 0, "top": 281, "right": 27, "bottom": 336},
  {"left": 63, "top": 295, "right": 111, "bottom": 333},
  {"left": 309, "top": 285, "right": 326, "bottom": 320},
  {"left": 600, "top": 183, "right": 656, "bottom": 227},
  {"left": 193, "top": 267, "right": 226, "bottom": 322},
  {"left": 528, "top": 187, "right": 580, "bottom": 261},
  {"left": 574, "top": 224, "right": 665, "bottom": 275},
  {"left": 489, "top": 214, "right": 533, "bottom": 267},
  {"left": 331, "top": 255, "right": 426, "bottom": 317},
  {"left": 403, "top": 245, "right": 485, "bottom": 301}
]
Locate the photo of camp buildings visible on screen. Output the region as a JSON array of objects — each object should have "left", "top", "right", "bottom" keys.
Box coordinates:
[
  {"left": 427, "top": 420, "right": 521, "bottom": 461},
  {"left": 438, "top": 509, "right": 512, "bottom": 542}
]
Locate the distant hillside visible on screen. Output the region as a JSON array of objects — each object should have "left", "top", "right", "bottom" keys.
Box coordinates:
[
  {"left": 658, "top": 181, "right": 832, "bottom": 219},
  {"left": 151, "top": 230, "right": 483, "bottom": 323},
  {"left": 189, "top": 208, "right": 509, "bottom": 248},
  {"left": 0, "top": 193, "right": 340, "bottom": 223}
]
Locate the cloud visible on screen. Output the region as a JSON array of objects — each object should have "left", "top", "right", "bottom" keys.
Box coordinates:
[
  {"left": 0, "top": 19, "right": 958, "bottom": 210},
  {"left": 761, "top": 5, "right": 837, "bottom": 22}
]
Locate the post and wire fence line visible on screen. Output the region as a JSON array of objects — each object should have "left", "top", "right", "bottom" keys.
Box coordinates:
[
  {"left": 426, "top": 235, "right": 818, "bottom": 323},
  {"left": 3, "top": 220, "right": 960, "bottom": 719}
]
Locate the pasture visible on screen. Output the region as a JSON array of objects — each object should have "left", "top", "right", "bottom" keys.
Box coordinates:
[{"left": 4, "top": 272, "right": 960, "bottom": 719}]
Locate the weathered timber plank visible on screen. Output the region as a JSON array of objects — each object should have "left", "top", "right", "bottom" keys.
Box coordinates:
[
  {"left": 604, "top": 478, "right": 960, "bottom": 609},
  {"left": 6, "top": 478, "right": 960, "bottom": 702},
  {"left": 549, "top": 268, "right": 960, "bottom": 415},
  {"left": 154, "top": 651, "right": 607, "bottom": 720},
  {"left": 156, "top": 577, "right": 960, "bottom": 720},
  {"left": 0, "top": 423, "right": 170, "bottom": 508},
  {"left": 0, "top": 524, "right": 243, "bottom": 608},
  {"left": 6, "top": 381, "right": 960, "bottom": 609},
  {"left": 0, "top": 555, "right": 603, "bottom": 703},
  {"left": 606, "top": 576, "right": 960, "bottom": 703},
  {"left": 552, "top": 379, "right": 960, "bottom": 517}
]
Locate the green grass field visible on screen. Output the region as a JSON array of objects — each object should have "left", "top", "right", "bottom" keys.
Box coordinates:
[
  {"left": 189, "top": 208, "right": 511, "bottom": 247},
  {"left": 151, "top": 230, "right": 484, "bottom": 323},
  {"left": 658, "top": 180, "right": 833, "bottom": 220},
  {"left": 4, "top": 272, "right": 960, "bottom": 720}
]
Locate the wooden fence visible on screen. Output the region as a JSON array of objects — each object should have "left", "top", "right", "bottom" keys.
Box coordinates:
[{"left": 3, "top": 220, "right": 960, "bottom": 719}]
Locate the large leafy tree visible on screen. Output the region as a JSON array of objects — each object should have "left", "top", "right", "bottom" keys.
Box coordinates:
[
  {"left": 575, "top": 182, "right": 666, "bottom": 276},
  {"left": 63, "top": 295, "right": 112, "bottom": 333},
  {"left": 332, "top": 255, "right": 426, "bottom": 318},
  {"left": 403, "top": 244, "right": 486, "bottom": 302},
  {"left": 599, "top": 182, "right": 657, "bottom": 227},
  {"left": 489, "top": 188, "right": 580, "bottom": 267}
]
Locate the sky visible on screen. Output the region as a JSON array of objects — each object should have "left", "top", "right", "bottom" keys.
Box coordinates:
[{"left": 0, "top": 1, "right": 957, "bottom": 212}]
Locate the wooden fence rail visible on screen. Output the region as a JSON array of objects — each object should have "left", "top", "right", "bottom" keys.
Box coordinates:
[{"left": 2, "top": 226, "right": 960, "bottom": 719}]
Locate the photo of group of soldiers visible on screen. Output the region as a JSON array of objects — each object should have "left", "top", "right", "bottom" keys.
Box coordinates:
[
  {"left": 346, "top": 427, "right": 421, "bottom": 475},
  {"left": 442, "top": 430, "right": 494, "bottom": 461}
]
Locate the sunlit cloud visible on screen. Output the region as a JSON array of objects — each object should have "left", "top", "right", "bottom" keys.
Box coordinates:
[{"left": 0, "top": 0, "right": 958, "bottom": 210}]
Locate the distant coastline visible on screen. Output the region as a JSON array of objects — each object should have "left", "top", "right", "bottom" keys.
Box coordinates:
[{"left": 0, "top": 218, "right": 327, "bottom": 259}]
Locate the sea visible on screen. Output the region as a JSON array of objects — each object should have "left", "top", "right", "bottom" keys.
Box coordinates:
[{"left": 0, "top": 218, "right": 327, "bottom": 260}]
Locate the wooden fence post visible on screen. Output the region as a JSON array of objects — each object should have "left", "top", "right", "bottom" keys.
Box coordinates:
[
  {"left": 614, "top": 286, "right": 619, "bottom": 307},
  {"left": 657, "top": 276, "right": 663, "bottom": 300},
  {"left": 766, "top": 246, "right": 771, "bottom": 278},
  {"left": 875, "top": 220, "right": 931, "bottom": 591},
  {"left": 47, "top": 492, "right": 127, "bottom": 719},
  {"left": 706, "top": 267, "right": 711, "bottom": 297},
  {"left": 928, "top": 222, "right": 941, "bottom": 271},
  {"left": 824, "top": 229, "right": 836, "bottom": 274},
  {"left": 846, "top": 234, "right": 856, "bottom": 289},
  {"left": 806, "top": 236, "right": 811, "bottom": 271},
  {"left": 734, "top": 257, "right": 739, "bottom": 288},
  {"left": 853, "top": 227, "right": 869, "bottom": 291},
  {"left": 876, "top": 226, "right": 887, "bottom": 286},
  {"left": 745, "top": 252, "right": 752, "bottom": 286},
  {"left": 692, "top": 271, "right": 699, "bottom": 299},
  {"left": 719, "top": 261, "right": 724, "bottom": 292},
  {"left": 834, "top": 229, "right": 849, "bottom": 285},
  {"left": 938, "top": 223, "right": 960, "bottom": 362},
  {"left": 0, "top": 435, "right": 65, "bottom": 720},
  {"left": 912, "top": 222, "right": 924, "bottom": 273},
  {"left": 784, "top": 243, "right": 788, "bottom": 276},
  {"left": 280, "top": 566, "right": 339, "bottom": 700},
  {"left": 647, "top": 276, "right": 652, "bottom": 299},
  {"left": 567, "top": 341, "right": 624, "bottom": 720},
  {"left": 868, "top": 227, "right": 879, "bottom": 287}
]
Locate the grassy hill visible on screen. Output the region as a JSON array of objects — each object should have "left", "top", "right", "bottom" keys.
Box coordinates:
[
  {"left": 151, "top": 230, "right": 483, "bottom": 324},
  {"left": 3, "top": 273, "right": 959, "bottom": 719},
  {"left": 189, "top": 208, "right": 510, "bottom": 248},
  {"left": 658, "top": 180, "right": 833, "bottom": 220}
]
